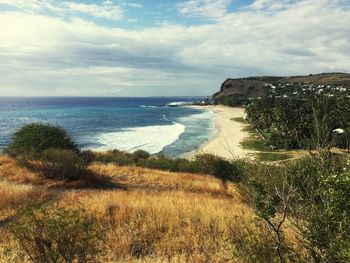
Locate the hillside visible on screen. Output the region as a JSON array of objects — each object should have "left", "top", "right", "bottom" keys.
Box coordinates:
[
  {"left": 0, "top": 155, "right": 306, "bottom": 262},
  {"left": 213, "top": 73, "right": 350, "bottom": 102}
]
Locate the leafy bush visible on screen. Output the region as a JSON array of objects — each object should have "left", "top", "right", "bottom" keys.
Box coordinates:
[
  {"left": 132, "top": 150, "right": 150, "bottom": 162},
  {"left": 80, "top": 149, "right": 242, "bottom": 182},
  {"left": 137, "top": 157, "right": 199, "bottom": 173},
  {"left": 37, "top": 148, "right": 86, "bottom": 180},
  {"left": 5, "top": 123, "right": 79, "bottom": 157},
  {"left": 303, "top": 161, "right": 350, "bottom": 262},
  {"left": 9, "top": 205, "right": 105, "bottom": 263},
  {"left": 81, "top": 150, "right": 96, "bottom": 164},
  {"left": 194, "top": 154, "right": 240, "bottom": 182},
  {"left": 90, "top": 150, "right": 134, "bottom": 166},
  {"left": 240, "top": 152, "right": 350, "bottom": 262}
]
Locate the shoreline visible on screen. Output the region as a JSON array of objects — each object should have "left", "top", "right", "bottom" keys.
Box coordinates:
[{"left": 180, "top": 105, "right": 253, "bottom": 159}]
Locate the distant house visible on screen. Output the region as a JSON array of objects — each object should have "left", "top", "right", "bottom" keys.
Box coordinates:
[{"left": 333, "top": 128, "right": 345, "bottom": 134}]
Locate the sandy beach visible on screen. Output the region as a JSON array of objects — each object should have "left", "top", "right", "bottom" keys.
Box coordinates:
[{"left": 181, "top": 105, "right": 253, "bottom": 159}]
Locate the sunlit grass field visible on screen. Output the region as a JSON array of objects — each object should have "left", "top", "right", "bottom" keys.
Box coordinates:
[{"left": 0, "top": 155, "right": 306, "bottom": 262}]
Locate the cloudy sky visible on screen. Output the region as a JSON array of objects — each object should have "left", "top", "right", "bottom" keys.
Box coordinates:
[{"left": 0, "top": 0, "right": 349, "bottom": 96}]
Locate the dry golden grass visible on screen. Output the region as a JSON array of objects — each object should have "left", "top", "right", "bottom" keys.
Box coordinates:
[
  {"left": 0, "top": 181, "right": 48, "bottom": 210},
  {"left": 57, "top": 190, "right": 272, "bottom": 262},
  {"left": 89, "top": 163, "right": 243, "bottom": 199},
  {"left": 0, "top": 156, "right": 307, "bottom": 262},
  {"left": 0, "top": 156, "right": 43, "bottom": 185}
]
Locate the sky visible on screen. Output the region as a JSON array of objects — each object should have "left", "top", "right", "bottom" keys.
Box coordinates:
[{"left": 0, "top": 0, "right": 349, "bottom": 97}]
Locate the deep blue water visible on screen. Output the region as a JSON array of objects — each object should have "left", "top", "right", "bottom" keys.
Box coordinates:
[{"left": 0, "top": 97, "right": 215, "bottom": 157}]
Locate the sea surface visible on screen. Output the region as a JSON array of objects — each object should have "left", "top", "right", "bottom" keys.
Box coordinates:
[{"left": 0, "top": 97, "right": 216, "bottom": 157}]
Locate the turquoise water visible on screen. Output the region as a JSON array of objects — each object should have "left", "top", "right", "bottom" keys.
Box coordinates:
[{"left": 0, "top": 97, "right": 216, "bottom": 157}]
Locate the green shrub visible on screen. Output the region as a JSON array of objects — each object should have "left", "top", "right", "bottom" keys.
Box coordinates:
[
  {"left": 132, "top": 150, "right": 150, "bottom": 162},
  {"left": 92, "top": 150, "right": 134, "bottom": 166},
  {"left": 137, "top": 157, "right": 179, "bottom": 172},
  {"left": 137, "top": 157, "right": 199, "bottom": 173},
  {"left": 5, "top": 123, "right": 79, "bottom": 158},
  {"left": 81, "top": 150, "right": 96, "bottom": 164},
  {"left": 240, "top": 153, "right": 350, "bottom": 262},
  {"left": 9, "top": 205, "right": 105, "bottom": 263},
  {"left": 37, "top": 148, "right": 86, "bottom": 180},
  {"left": 194, "top": 154, "right": 240, "bottom": 182},
  {"left": 302, "top": 162, "right": 350, "bottom": 262}
]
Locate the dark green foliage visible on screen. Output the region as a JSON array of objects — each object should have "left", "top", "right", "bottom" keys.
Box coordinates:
[
  {"left": 231, "top": 117, "right": 245, "bottom": 123},
  {"left": 214, "top": 95, "right": 250, "bottom": 107},
  {"left": 137, "top": 157, "right": 200, "bottom": 173},
  {"left": 81, "top": 150, "right": 96, "bottom": 164},
  {"left": 132, "top": 150, "right": 150, "bottom": 162},
  {"left": 37, "top": 148, "right": 86, "bottom": 180},
  {"left": 250, "top": 180, "right": 279, "bottom": 220},
  {"left": 240, "top": 137, "right": 273, "bottom": 152},
  {"left": 88, "top": 150, "right": 135, "bottom": 166},
  {"left": 246, "top": 96, "right": 350, "bottom": 150},
  {"left": 80, "top": 150, "right": 243, "bottom": 181},
  {"left": 4, "top": 123, "right": 86, "bottom": 180},
  {"left": 5, "top": 123, "right": 79, "bottom": 157},
  {"left": 302, "top": 162, "right": 350, "bottom": 262},
  {"left": 9, "top": 205, "right": 105, "bottom": 263},
  {"left": 241, "top": 153, "right": 350, "bottom": 262},
  {"left": 194, "top": 154, "right": 240, "bottom": 182},
  {"left": 247, "top": 168, "right": 295, "bottom": 262}
]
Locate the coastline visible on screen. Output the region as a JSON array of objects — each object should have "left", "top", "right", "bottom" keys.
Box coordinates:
[{"left": 180, "top": 105, "right": 253, "bottom": 159}]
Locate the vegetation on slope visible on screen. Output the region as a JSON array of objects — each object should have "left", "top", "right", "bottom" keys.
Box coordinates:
[
  {"left": 246, "top": 96, "right": 350, "bottom": 149},
  {"left": 213, "top": 73, "right": 350, "bottom": 107},
  {"left": 0, "top": 122, "right": 349, "bottom": 262},
  {"left": 0, "top": 154, "right": 307, "bottom": 262}
]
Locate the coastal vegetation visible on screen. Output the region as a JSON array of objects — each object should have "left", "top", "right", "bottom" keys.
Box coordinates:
[
  {"left": 213, "top": 73, "right": 350, "bottom": 151},
  {"left": 4, "top": 123, "right": 85, "bottom": 180},
  {"left": 0, "top": 146, "right": 350, "bottom": 262},
  {"left": 246, "top": 96, "right": 350, "bottom": 150},
  {"left": 0, "top": 121, "right": 349, "bottom": 262}
]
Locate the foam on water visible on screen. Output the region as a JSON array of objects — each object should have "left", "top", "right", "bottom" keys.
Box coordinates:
[
  {"left": 93, "top": 122, "right": 186, "bottom": 154},
  {"left": 161, "top": 109, "right": 217, "bottom": 157},
  {"left": 177, "top": 110, "right": 216, "bottom": 125},
  {"left": 166, "top": 101, "right": 190, "bottom": 106},
  {"left": 140, "top": 105, "right": 159, "bottom": 108}
]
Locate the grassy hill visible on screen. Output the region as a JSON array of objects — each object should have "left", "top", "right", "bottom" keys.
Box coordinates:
[
  {"left": 0, "top": 155, "right": 305, "bottom": 262},
  {"left": 1, "top": 123, "right": 349, "bottom": 262}
]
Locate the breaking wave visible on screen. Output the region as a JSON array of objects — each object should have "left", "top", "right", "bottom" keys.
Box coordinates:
[{"left": 93, "top": 122, "right": 186, "bottom": 154}]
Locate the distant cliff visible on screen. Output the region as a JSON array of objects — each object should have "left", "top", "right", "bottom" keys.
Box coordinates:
[{"left": 213, "top": 73, "right": 350, "bottom": 105}]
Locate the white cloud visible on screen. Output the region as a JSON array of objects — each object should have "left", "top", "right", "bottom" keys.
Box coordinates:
[
  {"left": 248, "top": 0, "right": 294, "bottom": 11},
  {"left": 63, "top": 2, "right": 123, "bottom": 20},
  {"left": 0, "top": 0, "right": 349, "bottom": 96},
  {"left": 125, "top": 3, "right": 143, "bottom": 9},
  {"left": 0, "top": 0, "right": 124, "bottom": 20},
  {"left": 176, "top": 0, "right": 232, "bottom": 19}
]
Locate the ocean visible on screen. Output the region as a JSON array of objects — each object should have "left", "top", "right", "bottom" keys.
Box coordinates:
[{"left": 0, "top": 97, "right": 216, "bottom": 157}]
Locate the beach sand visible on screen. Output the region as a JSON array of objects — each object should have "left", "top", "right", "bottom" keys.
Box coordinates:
[{"left": 181, "top": 105, "right": 253, "bottom": 159}]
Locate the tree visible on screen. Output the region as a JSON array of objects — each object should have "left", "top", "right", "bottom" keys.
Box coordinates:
[
  {"left": 250, "top": 169, "right": 296, "bottom": 263},
  {"left": 5, "top": 123, "right": 78, "bottom": 158}
]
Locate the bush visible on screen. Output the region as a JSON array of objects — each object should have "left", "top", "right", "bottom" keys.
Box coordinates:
[
  {"left": 240, "top": 153, "right": 350, "bottom": 262},
  {"left": 9, "top": 205, "right": 105, "bottom": 263},
  {"left": 92, "top": 150, "right": 134, "bottom": 166},
  {"left": 303, "top": 162, "right": 350, "bottom": 262},
  {"left": 38, "top": 148, "right": 86, "bottom": 180},
  {"left": 81, "top": 150, "right": 96, "bottom": 164},
  {"left": 137, "top": 157, "right": 200, "bottom": 173},
  {"left": 194, "top": 154, "right": 240, "bottom": 182},
  {"left": 5, "top": 123, "right": 78, "bottom": 158},
  {"left": 132, "top": 150, "right": 150, "bottom": 162}
]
